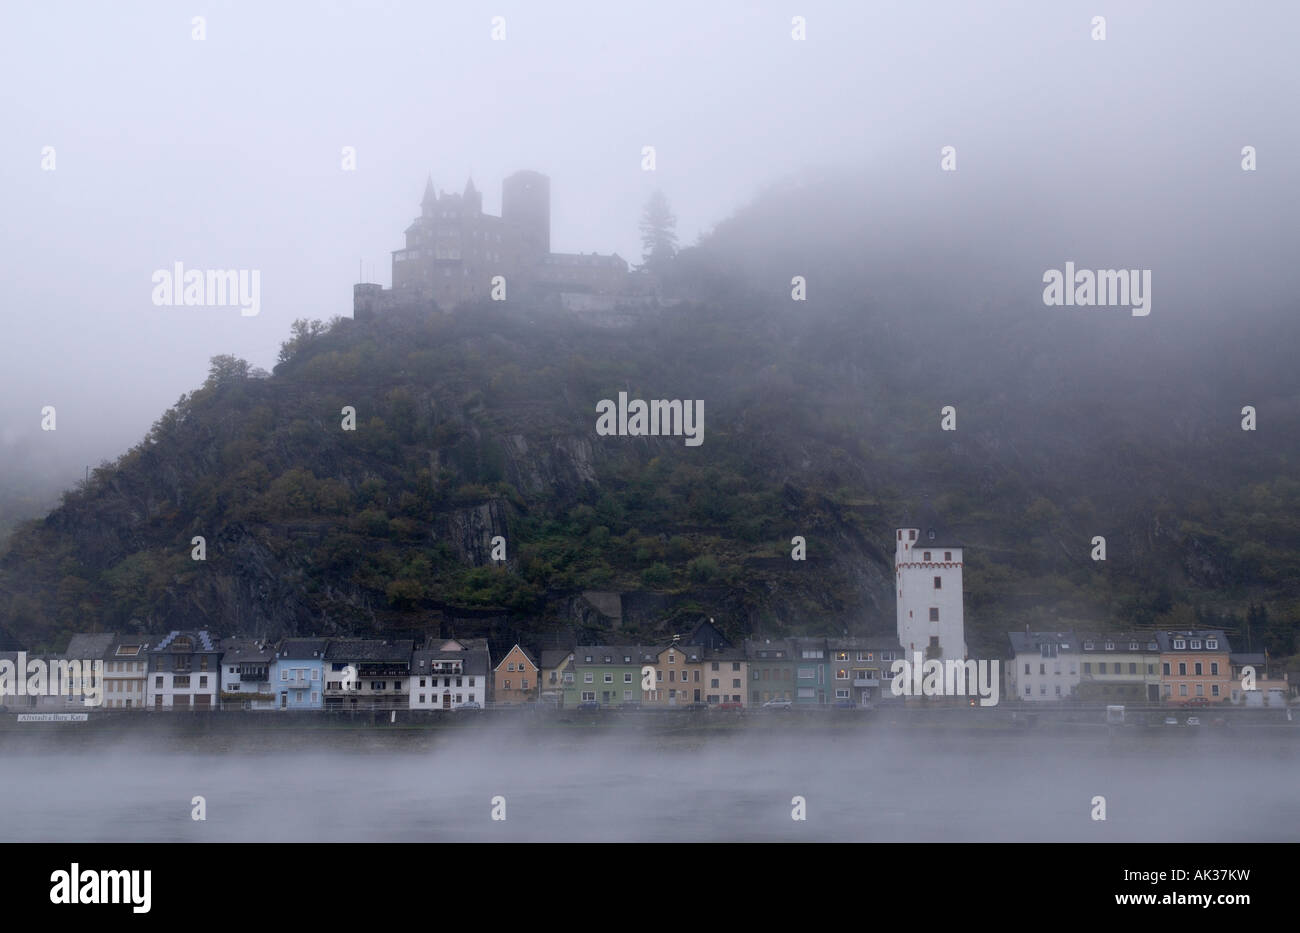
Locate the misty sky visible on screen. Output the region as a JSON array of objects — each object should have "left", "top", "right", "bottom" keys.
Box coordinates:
[{"left": 2, "top": 0, "right": 1297, "bottom": 486}]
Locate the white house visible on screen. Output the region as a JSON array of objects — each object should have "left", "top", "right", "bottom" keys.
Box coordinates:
[
  {"left": 409, "top": 638, "right": 490, "bottom": 709},
  {"left": 147, "top": 631, "right": 221, "bottom": 710},
  {"left": 1007, "top": 631, "right": 1082, "bottom": 701},
  {"left": 895, "top": 505, "right": 967, "bottom": 662}
]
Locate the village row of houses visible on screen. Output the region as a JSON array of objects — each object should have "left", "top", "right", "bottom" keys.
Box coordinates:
[
  {"left": 2, "top": 622, "right": 909, "bottom": 712},
  {"left": 1006, "top": 629, "right": 1290, "bottom": 707},
  {"left": 2, "top": 624, "right": 1287, "bottom": 712}
]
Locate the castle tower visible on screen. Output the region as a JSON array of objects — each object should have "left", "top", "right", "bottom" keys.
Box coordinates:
[
  {"left": 895, "top": 502, "right": 967, "bottom": 662},
  {"left": 502, "top": 169, "right": 550, "bottom": 257}
]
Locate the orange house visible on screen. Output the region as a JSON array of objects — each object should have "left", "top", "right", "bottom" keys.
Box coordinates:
[
  {"left": 493, "top": 644, "right": 539, "bottom": 705},
  {"left": 1157, "top": 630, "right": 1232, "bottom": 705}
]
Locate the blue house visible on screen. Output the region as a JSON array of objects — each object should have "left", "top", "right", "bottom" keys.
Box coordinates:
[{"left": 270, "top": 638, "right": 328, "bottom": 710}]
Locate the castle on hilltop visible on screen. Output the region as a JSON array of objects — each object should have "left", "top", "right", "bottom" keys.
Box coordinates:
[{"left": 354, "top": 171, "right": 657, "bottom": 322}]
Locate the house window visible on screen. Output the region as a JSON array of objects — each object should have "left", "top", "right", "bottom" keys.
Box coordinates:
[
  {"left": 521, "top": 679, "right": 528, "bottom": 689},
  {"left": 1196, "top": 684, "right": 1204, "bottom": 696},
  {"left": 281, "top": 670, "right": 288, "bottom": 681},
  {"left": 1128, "top": 663, "right": 1137, "bottom": 674},
  {"left": 1039, "top": 664, "right": 1046, "bottom": 675},
  {"left": 1163, "top": 663, "right": 1171, "bottom": 675},
  {"left": 1098, "top": 663, "right": 1106, "bottom": 674},
  {"left": 603, "top": 674, "right": 613, "bottom": 684},
  {"left": 1179, "top": 663, "right": 1187, "bottom": 676},
  {"left": 1194, "top": 662, "right": 1203, "bottom": 676},
  {"left": 584, "top": 673, "right": 593, "bottom": 683},
  {"left": 929, "top": 608, "right": 939, "bottom": 622},
  {"left": 1210, "top": 662, "right": 1219, "bottom": 676},
  {"left": 1055, "top": 685, "right": 1061, "bottom": 696},
  {"left": 1179, "top": 684, "right": 1187, "bottom": 696},
  {"left": 624, "top": 673, "right": 632, "bottom": 683},
  {"left": 507, "top": 663, "right": 515, "bottom": 672},
  {"left": 713, "top": 661, "right": 721, "bottom": 670},
  {"left": 836, "top": 668, "right": 849, "bottom": 680},
  {"left": 504, "top": 680, "right": 511, "bottom": 689},
  {"left": 1082, "top": 663, "right": 1091, "bottom": 674},
  {"left": 1211, "top": 684, "right": 1220, "bottom": 696}
]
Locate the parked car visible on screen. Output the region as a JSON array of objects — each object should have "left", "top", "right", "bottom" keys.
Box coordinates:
[
  {"left": 685, "top": 702, "right": 709, "bottom": 711},
  {"left": 761, "top": 698, "right": 793, "bottom": 710},
  {"left": 717, "top": 701, "right": 744, "bottom": 711},
  {"left": 1185, "top": 716, "right": 1201, "bottom": 726},
  {"left": 832, "top": 699, "right": 856, "bottom": 709},
  {"left": 1182, "top": 697, "right": 1210, "bottom": 707},
  {"left": 1164, "top": 715, "right": 1179, "bottom": 726},
  {"left": 576, "top": 700, "right": 600, "bottom": 711},
  {"left": 455, "top": 701, "right": 481, "bottom": 710},
  {"left": 618, "top": 701, "right": 642, "bottom": 710}
]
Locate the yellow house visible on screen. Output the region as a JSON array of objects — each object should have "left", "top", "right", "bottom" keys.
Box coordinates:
[{"left": 643, "top": 643, "right": 704, "bottom": 707}]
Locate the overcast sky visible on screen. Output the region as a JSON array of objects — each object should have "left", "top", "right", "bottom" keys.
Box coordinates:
[{"left": 1, "top": 0, "right": 1296, "bottom": 485}]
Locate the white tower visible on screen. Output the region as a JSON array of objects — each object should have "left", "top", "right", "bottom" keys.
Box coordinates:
[{"left": 895, "top": 505, "right": 967, "bottom": 661}]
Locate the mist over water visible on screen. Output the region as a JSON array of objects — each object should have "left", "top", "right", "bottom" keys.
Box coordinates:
[{"left": 3, "top": 728, "right": 1296, "bottom": 842}]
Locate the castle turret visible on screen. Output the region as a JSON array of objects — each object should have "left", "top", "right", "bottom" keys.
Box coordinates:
[
  {"left": 463, "top": 176, "right": 482, "bottom": 215},
  {"left": 421, "top": 174, "right": 437, "bottom": 216}
]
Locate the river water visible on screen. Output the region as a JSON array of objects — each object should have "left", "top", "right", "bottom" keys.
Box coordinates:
[{"left": 1, "top": 725, "right": 1295, "bottom": 842}]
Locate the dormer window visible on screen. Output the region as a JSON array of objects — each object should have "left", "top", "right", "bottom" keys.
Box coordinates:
[
  {"left": 1104, "top": 642, "right": 1114, "bottom": 651},
  {"left": 1147, "top": 642, "right": 1157, "bottom": 650},
  {"left": 927, "top": 529, "right": 936, "bottom": 540},
  {"left": 1190, "top": 640, "right": 1201, "bottom": 650},
  {"left": 1083, "top": 641, "right": 1094, "bottom": 651},
  {"left": 1129, "top": 642, "right": 1139, "bottom": 650},
  {"left": 1206, "top": 639, "right": 1218, "bottom": 650},
  {"left": 584, "top": 655, "right": 592, "bottom": 663},
  {"left": 1174, "top": 639, "right": 1186, "bottom": 650}
]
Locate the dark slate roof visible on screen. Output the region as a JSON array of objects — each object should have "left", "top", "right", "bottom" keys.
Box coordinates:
[
  {"left": 1076, "top": 632, "right": 1161, "bottom": 653},
  {"left": 540, "top": 649, "right": 574, "bottom": 670},
  {"left": 64, "top": 633, "right": 117, "bottom": 660},
  {"left": 1230, "top": 653, "right": 1267, "bottom": 665},
  {"left": 324, "top": 639, "right": 415, "bottom": 661},
  {"left": 275, "top": 638, "right": 328, "bottom": 659},
  {"left": 744, "top": 638, "right": 794, "bottom": 660},
  {"left": 573, "top": 645, "right": 645, "bottom": 665},
  {"left": 152, "top": 630, "right": 219, "bottom": 653},
  {"left": 1006, "top": 631, "right": 1077, "bottom": 655},
  {"left": 1154, "top": 630, "right": 1231, "bottom": 653},
  {"left": 104, "top": 635, "right": 156, "bottom": 660},
  {"left": 220, "top": 638, "right": 274, "bottom": 664}
]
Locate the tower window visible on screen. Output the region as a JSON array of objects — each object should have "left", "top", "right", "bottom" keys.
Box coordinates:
[
  {"left": 945, "top": 551, "right": 952, "bottom": 561},
  {"left": 933, "top": 576, "right": 942, "bottom": 589},
  {"left": 909, "top": 531, "right": 916, "bottom": 541},
  {"left": 923, "top": 551, "right": 931, "bottom": 561},
  {"left": 929, "top": 608, "right": 939, "bottom": 622}
]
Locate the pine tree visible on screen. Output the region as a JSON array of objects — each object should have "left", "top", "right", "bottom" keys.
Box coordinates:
[{"left": 639, "top": 189, "right": 678, "bottom": 272}]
